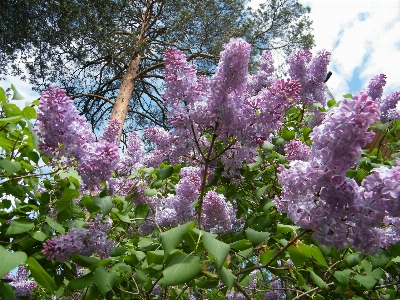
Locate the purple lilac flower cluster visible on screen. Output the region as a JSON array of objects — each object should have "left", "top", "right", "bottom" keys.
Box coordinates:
[
  {"left": 366, "top": 74, "right": 400, "bottom": 123},
  {"left": 263, "top": 280, "right": 284, "bottom": 300},
  {"left": 283, "top": 139, "right": 310, "bottom": 161},
  {"left": 155, "top": 167, "right": 201, "bottom": 227},
  {"left": 274, "top": 92, "right": 400, "bottom": 253},
  {"left": 36, "top": 87, "right": 120, "bottom": 190},
  {"left": 201, "top": 190, "right": 237, "bottom": 233},
  {"left": 42, "top": 215, "right": 114, "bottom": 262},
  {"left": 146, "top": 38, "right": 301, "bottom": 179},
  {"left": 2, "top": 266, "right": 37, "bottom": 299},
  {"left": 379, "top": 91, "right": 400, "bottom": 123},
  {"left": 288, "top": 49, "right": 330, "bottom": 106},
  {"left": 288, "top": 49, "right": 330, "bottom": 128}
]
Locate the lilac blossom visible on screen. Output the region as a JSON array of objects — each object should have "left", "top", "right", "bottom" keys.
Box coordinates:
[
  {"left": 36, "top": 86, "right": 94, "bottom": 161},
  {"left": 284, "top": 139, "right": 310, "bottom": 161},
  {"left": 367, "top": 74, "right": 386, "bottom": 100},
  {"left": 379, "top": 91, "right": 400, "bottom": 123},
  {"left": 275, "top": 92, "right": 388, "bottom": 253},
  {"left": 117, "top": 131, "right": 143, "bottom": 175},
  {"left": 247, "top": 51, "right": 275, "bottom": 95},
  {"left": 42, "top": 215, "right": 114, "bottom": 262},
  {"left": 155, "top": 38, "right": 302, "bottom": 181},
  {"left": 36, "top": 87, "right": 120, "bottom": 190},
  {"left": 2, "top": 266, "right": 37, "bottom": 299},
  {"left": 201, "top": 190, "right": 237, "bottom": 233},
  {"left": 263, "top": 280, "right": 284, "bottom": 300}
]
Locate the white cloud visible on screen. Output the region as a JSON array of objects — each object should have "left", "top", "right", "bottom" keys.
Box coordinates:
[{"left": 250, "top": 0, "right": 400, "bottom": 99}]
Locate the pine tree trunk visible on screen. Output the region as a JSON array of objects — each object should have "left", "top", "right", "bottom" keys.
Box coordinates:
[{"left": 110, "top": 54, "right": 142, "bottom": 141}]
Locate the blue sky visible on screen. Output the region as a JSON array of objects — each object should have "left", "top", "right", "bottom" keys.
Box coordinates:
[
  {"left": 2, "top": 0, "right": 400, "bottom": 103},
  {"left": 295, "top": 0, "right": 400, "bottom": 99}
]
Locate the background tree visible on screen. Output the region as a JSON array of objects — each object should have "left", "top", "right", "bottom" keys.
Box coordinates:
[{"left": 0, "top": 0, "right": 314, "bottom": 141}]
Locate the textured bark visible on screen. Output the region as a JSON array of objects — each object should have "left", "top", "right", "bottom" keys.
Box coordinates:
[{"left": 110, "top": 55, "right": 142, "bottom": 141}]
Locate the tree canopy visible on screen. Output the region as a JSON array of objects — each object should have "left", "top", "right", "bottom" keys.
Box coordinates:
[{"left": 0, "top": 0, "right": 314, "bottom": 141}]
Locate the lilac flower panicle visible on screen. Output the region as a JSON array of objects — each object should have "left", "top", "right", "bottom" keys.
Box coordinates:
[
  {"left": 118, "top": 131, "right": 143, "bottom": 175},
  {"left": 37, "top": 87, "right": 120, "bottom": 190},
  {"left": 288, "top": 49, "right": 330, "bottom": 106},
  {"left": 275, "top": 91, "right": 388, "bottom": 254},
  {"left": 201, "top": 190, "right": 237, "bottom": 233},
  {"left": 367, "top": 74, "right": 387, "bottom": 100},
  {"left": 99, "top": 119, "right": 121, "bottom": 144},
  {"left": 36, "top": 86, "right": 95, "bottom": 160},
  {"left": 263, "top": 280, "right": 284, "bottom": 300},
  {"left": 284, "top": 139, "right": 311, "bottom": 161},
  {"left": 247, "top": 51, "right": 274, "bottom": 95},
  {"left": 42, "top": 215, "right": 114, "bottom": 262},
  {"left": 2, "top": 266, "right": 37, "bottom": 299},
  {"left": 379, "top": 91, "right": 400, "bottom": 123}
]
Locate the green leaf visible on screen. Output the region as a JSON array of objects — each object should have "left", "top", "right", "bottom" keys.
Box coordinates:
[
  {"left": 260, "top": 248, "right": 278, "bottom": 265},
  {"left": 0, "top": 159, "right": 21, "bottom": 175},
  {"left": 110, "top": 247, "right": 126, "bottom": 257},
  {"left": 30, "top": 231, "right": 47, "bottom": 241},
  {"left": 92, "top": 196, "right": 112, "bottom": 216},
  {"left": 309, "top": 270, "right": 328, "bottom": 290},
  {"left": 327, "top": 99, "right": 336, "bottom": 107},
  {"left": 218, "top": 266, "right": 236, "bottom": 289},
  {"left": 142, "top": 167, "right": 154, "bottom": 174},
  {"left": 0, "top": 246, "right": 27, "bottom": 278},
  {"left": 0, "top": 115, "right": 23, "bottom": 124},
  {"left": 162, "top": 253, "right": 202, "bottom": 286},
  {"left": 255, "top": 186, "right": 267, "bottom": 200},
  {"left": 57, "top": 188, "right": 79, "bottom": 213},
  {"left": 160, "top": 222, "right": 193, "bottom": 260},
  {"left": 333, "top": 269, "right": 352, "bottom": 290},
  {"left": 369, "top": 249, "right": 391, "bottom": 269},
  {"left": 263, "top": 141, "right": 274, "bottom": 151},
  {"left": 343, "top": 93, "right": 353, "bottom": 98},
  {"left": 0, "top": 137, "right": 14, "bottom": 151},
  {"left": 0, "top": 281, "right": 16, "bottom": 300},
  {"left": 281, "top": 128, "right": 296, "bottom": 141},
  {"left": 309, "top": 246, "right": 327, "bottom": 267},
  {"left": 115, "top": 212, "right": 131, "bottom": 223},
  {"left": 22, "top": 106, "right": 36, "bottom": 120},
  {"left": 354, "top": 274, "right": 376, "bottom": 289},
  {"left": 276, "top": 224, "right": 300, "bottom": 233},
  {"left": 144, "top": 188, "right": 157, "bottom": 196},
  {"left": 248, "top": 155, "right": 263, "bottom": 170},
  {"left": 71, "top": 255, "right": 101, "bottom": 268},
  {"left": 82, "top": 196, "right": 99, "bottom": 214},
  {"left": 68, "top": 273, "right": 95, "bottom": 290},
  {"left": 94, "top": 266, "right": 117, "bottom": 295},
  {"left": 288, "top": 245, "right": 311, "bottom": 267},
  {"left": 6, "top": 219, "right": 34, "bottom": 235},
  {"left": 26, "top": 257, "right": 56, "bottom": 293},
  {"left": 245, "top": 228, "right": 270, "bottom": 246},
  {"left": 230, "top": 239, "right": 252, "bottom": 251},
  {"left": 11, "top": 84, "right": 24, "bottom": 100},
  {"left": 157, "top": 166, "right": 174, "bottom": 179},
  {"left": 203, "top": 233, "right": 230, "bottom": 269},
  {"left": 45, "top": 216, "right": 65, "bottom": 234},
  {"left": 346, "top": 252, "right": 363, "bottom": 267},
  {"left": 135, "top": 204, "right": 150, "bottom": 226},
  {"left": 147, "top": 250, "right": 165, "bottom": 265}
]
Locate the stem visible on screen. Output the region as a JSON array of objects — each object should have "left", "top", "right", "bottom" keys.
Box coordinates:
[
  {"left": 292, "top": 283, "right": 334, "bottom": 299},
  {"left": 233, "top": 280, "right": 252, "bottom": 300}
]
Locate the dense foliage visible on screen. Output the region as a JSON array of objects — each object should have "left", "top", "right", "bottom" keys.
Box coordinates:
[{"left": 1, "top": 38, "right": 400, "bottom": 300}]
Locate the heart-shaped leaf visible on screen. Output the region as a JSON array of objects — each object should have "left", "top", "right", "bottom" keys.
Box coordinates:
[{"left": 0, "top": 246, "right": 27, "bottom": 278}]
